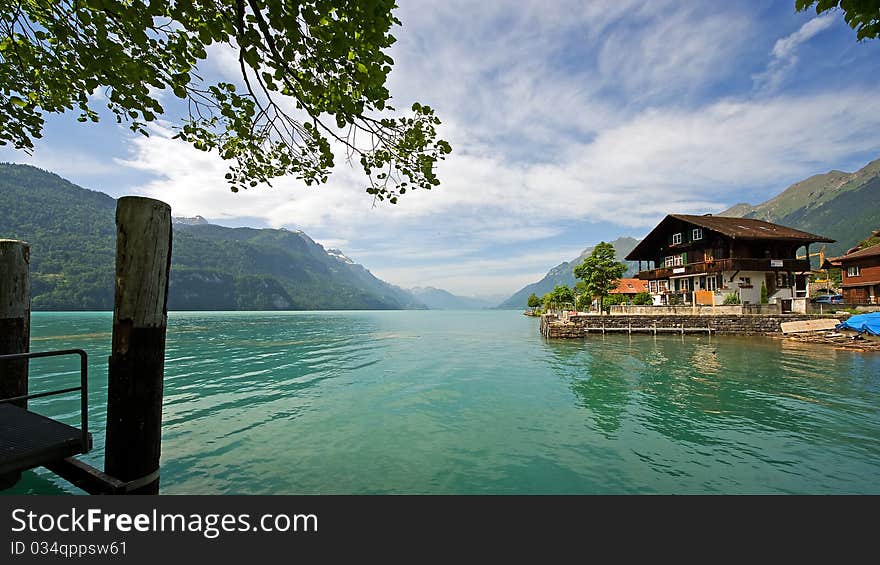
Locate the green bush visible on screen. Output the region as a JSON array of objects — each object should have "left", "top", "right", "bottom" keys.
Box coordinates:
[
  {"left": 632, "top": 291, "right": 653, "bottom": 305},
  {"left": 722, "top": 293, "right": 741, "bottom": 305}
]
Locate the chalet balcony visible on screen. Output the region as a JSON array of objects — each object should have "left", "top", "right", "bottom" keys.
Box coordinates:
[{"left": 635, "top": 258, "right": 811, "bottom": 280}]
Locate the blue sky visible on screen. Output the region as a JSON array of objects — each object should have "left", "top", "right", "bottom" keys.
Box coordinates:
[{"left": 3, "top": 1, "right": 880, "bottom": 299}]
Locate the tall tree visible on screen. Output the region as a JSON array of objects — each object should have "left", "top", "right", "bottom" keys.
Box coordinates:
[
  {"left": 796, "top": 1, "right": 880, "bottom": 40},
  {"left": 0, "top": 0, "right": 450, "bottom": 201},
  {"left": 573, "top": 242, "right": 627, "bottom": 315},
  {"left": 526, "top": 292, "right": 541, "bottom": 311}
]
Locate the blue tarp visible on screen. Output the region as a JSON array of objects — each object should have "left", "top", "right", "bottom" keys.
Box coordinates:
[{"left": 837, "top": 312, "right": 880, "bottom": 336}]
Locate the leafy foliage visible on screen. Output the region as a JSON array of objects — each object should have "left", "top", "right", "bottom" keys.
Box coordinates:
[
  {"left": 796, "top": 1, "right": 880, "bottom": 40},
  {"left": 526, "top": 292, "right": 541, "bottom": 308},
  {"left": 603, "top": 293, "right": 628, "bottom": 306},
  {"left": 858, "top": 228, "right": 880, "bottom": 249},
  {"left": 632, "top": 291, "right": 653, "bottom": 306},
  {"left": 573, "top": 242, "right": 628, "bottom": 314},
  {"left": 723, "top": 293, "right": 742, "bottom": 305},
  {"left": 760, "top": 281, "right": 769, "bottom": 304},
  {"left": 830, "top": 267, "right": 842, "bottom": 285},
  {"left": 603, "top": 290, "right": 652, "bottom": 307},
  {"left": 0, "top": 0, "right": 450, "bottom": 201},
  {"left": 542, "top": 285, "right": 574, "bottom": 310}
]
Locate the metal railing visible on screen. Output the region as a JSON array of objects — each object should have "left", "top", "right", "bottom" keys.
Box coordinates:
[{"left": 0, "top": 349, "right": 89, "bottom": 452}]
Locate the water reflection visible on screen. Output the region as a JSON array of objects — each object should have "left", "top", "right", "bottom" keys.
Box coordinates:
[
  {"left": 547, "top": 334, "right": 880, "bottom": 462},
  {"left": 690, "top": 344, "right": 720, "bottom": 376},
  {"left": 545, "top": 337, "right": 636, "bottom": 437}
]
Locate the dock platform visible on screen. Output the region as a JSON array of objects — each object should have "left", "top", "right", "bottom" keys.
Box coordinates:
[
  {"left": 0, "top": 349, "right": 91, "bottom": 484},
  {"left": 0, "top": 403, "right": 91, "bottom": 475}
]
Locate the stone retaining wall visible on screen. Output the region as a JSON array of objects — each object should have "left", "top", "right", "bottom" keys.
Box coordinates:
[{"left": 539, "top": 313, "right": 846, "bottom": 338}]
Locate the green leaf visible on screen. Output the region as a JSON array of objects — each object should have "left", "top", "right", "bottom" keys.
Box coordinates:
[{"left": 0, "top": 0, "right": 451, "bottom": 202}]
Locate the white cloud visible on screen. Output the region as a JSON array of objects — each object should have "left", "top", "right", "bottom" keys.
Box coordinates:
[
  {"left": 753, "top": 14, "right": 836, "bottom": 94},
  {"left": 119, "top": 86, "right": 880, "bottom": 295},
  {"left": 597, "top": 8, "right": 751, "bottom": 102},
  {"left": 11, "top": 148, "right": 120, "bottom": 178},
  {"left": 112, "top": 2, "right": 880, "bottom": 297},
  {"left": 88, "top": 87, "right": 108, "bottom": 104}
]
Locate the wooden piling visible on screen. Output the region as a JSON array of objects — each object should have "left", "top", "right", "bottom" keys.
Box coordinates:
[
  {"left": 104, "top": 197, "right": 171, "bottom": 495},
  {"left": 0, "top": 239, "right": 29, "bottom": 408},
  {"left": 0, "top": 239, "right": 30, "bottom": 489}
]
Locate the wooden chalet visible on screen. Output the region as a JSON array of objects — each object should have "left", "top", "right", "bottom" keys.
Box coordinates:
[
  {"left": 625, "top": 214, "right": 834, "bottom": 306},
  {"left": 824, "top": 243, "right": 880, "bottom": 304}
]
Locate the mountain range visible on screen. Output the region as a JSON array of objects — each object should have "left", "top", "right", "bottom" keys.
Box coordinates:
[
  {"left": 5, "top": 155, "right": 879, "bottom": 311},
  {"left": 0, "top": 163, "right": 427, "bottom": 310},
  {"left": 719, "top": 157, "right": 880, "bottom": 258},
  {"left": 408, "top": 287, "right": 497, "bottom": 310}
]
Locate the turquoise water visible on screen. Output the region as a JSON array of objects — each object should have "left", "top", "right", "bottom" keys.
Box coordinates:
[{"left": 6, "top": 310, "right": 880, "bottom": 494}]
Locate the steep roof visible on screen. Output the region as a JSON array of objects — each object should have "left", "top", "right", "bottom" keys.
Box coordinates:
[
  {"left": 609, "top": 278, "right": 649, "bottom": 294},
  {"left": 626, "top": 214, "right": 834, "bottom": 260},
  {"left": 669, "top": 215, "right": 834, "bottom": 242},
  {"left": 826, "top": 243, "right": 880, "bottom": 265}
]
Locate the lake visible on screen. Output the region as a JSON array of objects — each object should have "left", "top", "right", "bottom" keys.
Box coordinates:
[{"left": 6, "top": 310, "right": 880, "bottom": 494}]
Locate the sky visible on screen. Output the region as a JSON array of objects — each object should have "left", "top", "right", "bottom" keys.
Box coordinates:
[{"left": 3, "top": 0, "right": 880, "bottom": 300}]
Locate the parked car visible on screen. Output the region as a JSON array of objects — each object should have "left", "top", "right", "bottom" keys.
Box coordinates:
[{"left": 812, "top": 294, "right": 844, "bottom": 304}]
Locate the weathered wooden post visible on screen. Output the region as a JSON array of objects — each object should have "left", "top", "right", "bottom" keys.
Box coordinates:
[
  {"left": 104, "top": 197, "right": 171, "bottom": 494},
  {"left": 0, "top": 239, "right": 29, "bottom": 408},
  {"left": 0, "top": 239, "right": 30, "bottom": 489}
]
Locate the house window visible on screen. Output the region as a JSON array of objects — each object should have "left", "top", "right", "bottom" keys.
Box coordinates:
[
  {"left": 847, "top": 266, "right": 861, "bottom": 277},
  {"left": 705, "top": 275, "right": 718, "bottom": 291},
  {"left": 678, "top": 278, "right": 690, "bottom": 291},
  {"left": 665, "top": 255, "right": 683, "bottom": 267},
  {"left": 672, "top": 233, "right": 682, "bottom": 245},
  {"left": 776, "top": 272, "right": 790, "bottom": 288},
  {"left": 739, "top": 276, "right": 752, "bottom": 288},
  {"left": 650, "top": 280, "right": 658, "bottom": 293},
  {"left": 692, "top": 228, "right": 703, "bottom": 241}
]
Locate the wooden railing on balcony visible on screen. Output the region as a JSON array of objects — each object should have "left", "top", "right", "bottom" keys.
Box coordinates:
[{"left": 636, "top": 258, "right": 811, "bottom": 280}]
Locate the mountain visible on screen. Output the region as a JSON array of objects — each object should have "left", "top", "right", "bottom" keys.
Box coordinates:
[
  {"left": 0, "top": 163, "right": 425, "bottom": 311},
  {"left": 496, "top": 236, "right": 640, "bottom": 309},
  {"left": 409, "top": 287, "right": 496, "bottom": 309},
  {"left": 169, "top": 223, "right": 424, "bottom": 310},
  {"left": 720, "top": 158, "right": 880, "bottom": 257}
]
